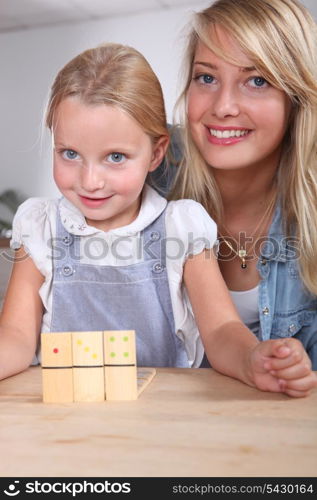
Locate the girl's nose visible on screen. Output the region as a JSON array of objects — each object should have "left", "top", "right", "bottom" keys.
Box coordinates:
[
  {"left": 81, "top": 164, "right": 105, "bottom": 191},
  {"left": 212, "top": 85, "right": 240, "bottom": 119}
]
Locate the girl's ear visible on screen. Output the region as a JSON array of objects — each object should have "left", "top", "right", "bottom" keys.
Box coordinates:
[{"left": 148, "top": 135, "right": 170, "bottom": 172}]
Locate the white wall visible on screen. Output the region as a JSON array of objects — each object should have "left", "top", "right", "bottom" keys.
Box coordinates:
[
  {"left": 0, "top": 3, "right": 208, "bottom": 199},
  {"left": 0, "top": 0, "right": 316, "bottom": 199}
]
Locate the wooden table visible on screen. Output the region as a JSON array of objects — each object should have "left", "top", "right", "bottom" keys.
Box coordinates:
[{"left": 0, "top": 367, "right": 316, "bottom": 477}]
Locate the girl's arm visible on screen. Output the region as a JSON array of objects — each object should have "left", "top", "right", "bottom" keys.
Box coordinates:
[
  {"left": 184, "top": 249, "right": 317, "bottom": 396},
  {"left": 184, "top": 249, "right": 258, "bottom": 384},
  {"left": 0, "top": 247, "right": 44, "bottom": 380}
]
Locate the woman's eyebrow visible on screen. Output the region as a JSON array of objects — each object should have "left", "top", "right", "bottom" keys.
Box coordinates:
[
  {"left": 193, "top": 61, "right": 217, "bottom": 69},
  {"left": 193, "top": 61, "right": 257, "bottom": 72},
  {"left": 241, "top": 65, "right": 257, "bottom": 72}
]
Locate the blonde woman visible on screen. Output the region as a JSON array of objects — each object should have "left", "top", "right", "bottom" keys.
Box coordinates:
[
  {"left": 1, "top": 42, "right": 315, "bottom": 396},
  {"left": 166, "top": 0, "right": 317, "bottom": 379}
]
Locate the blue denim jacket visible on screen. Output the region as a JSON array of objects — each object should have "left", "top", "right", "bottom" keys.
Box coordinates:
[
  {"left": 149, "top": 128, "right": 317, "bottom": 369},
  {"left": 257, "top": 202, "right": 317, "bottom": 368}
]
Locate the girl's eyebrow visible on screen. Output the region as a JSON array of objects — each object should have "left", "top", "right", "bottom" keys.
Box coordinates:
[{"left": 193, "top": 61, "right": 256, "bottom": 72}]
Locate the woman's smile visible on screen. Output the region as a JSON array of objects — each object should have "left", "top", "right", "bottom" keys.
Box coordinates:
[{"left": 206, "top": 125, "right": 252, "bottom": 145}]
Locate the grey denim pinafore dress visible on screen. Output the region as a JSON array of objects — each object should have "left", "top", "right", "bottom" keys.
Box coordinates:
[{"left": 50, "top": 202, "right": 189, "bottom": 367}]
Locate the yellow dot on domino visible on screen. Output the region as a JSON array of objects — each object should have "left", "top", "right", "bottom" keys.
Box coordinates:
[
  {"left": 77, "top": 340, "right": 83, "bottom": 346},
  {"left": 84, "top": 346, "right": 90, "bottom": 352},
  {"left": 92, "top": 353, "right": 98, "bottom": 359}
]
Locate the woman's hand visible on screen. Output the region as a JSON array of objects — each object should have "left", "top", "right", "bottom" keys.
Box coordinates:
[
  {"left": 183, "top": 250, "right": 317, "bottom": 397},
  {"left": 248, "top": 338, "right": 317, "bottom": 397}
]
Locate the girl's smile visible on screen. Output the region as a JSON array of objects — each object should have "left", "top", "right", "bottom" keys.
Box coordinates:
[{"left": 78, "top": 194, "right": 115, "bottom": 209}]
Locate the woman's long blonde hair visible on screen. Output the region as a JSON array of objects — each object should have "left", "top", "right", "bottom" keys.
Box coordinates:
[
  {"left": 171, "top": 0, "right": 317, "bottom": 294},
  {"left": 46, "top": 42, "right": 168, "bottom": 144}
]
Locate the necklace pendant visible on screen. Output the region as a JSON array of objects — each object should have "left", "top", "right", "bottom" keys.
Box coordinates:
[{"left": 239, "top": 249, "right": 247, "bottom": 269}]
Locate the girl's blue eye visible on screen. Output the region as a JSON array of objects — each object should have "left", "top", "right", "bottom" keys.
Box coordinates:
[
  {"left": 249, "top": 76, "right": 268, "bottom": 88},
  {"left": 107, "top": 152, "right": 126, "bottom": 164},
  {"left": 62, "top": 149, "right": 78, "bottom": 160}
]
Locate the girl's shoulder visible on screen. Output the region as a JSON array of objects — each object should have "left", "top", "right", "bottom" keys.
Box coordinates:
[
  {"left": 14, "top": 197, "right": 59, "bottom": 220},
  {"left": 165, "top": 199, "right": 218, "bottom": 248},
  {"left": 11, "top": 197, "right": 59, "bottom": 250},
  {"left": 166, "top": 198, "right": 217, "bottom": 228}
]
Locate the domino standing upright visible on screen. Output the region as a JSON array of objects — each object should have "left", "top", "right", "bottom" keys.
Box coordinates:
[
  {"left": 72, "top": 331, "right": 105, "bottom": 402},
  {"left": 41, "top": 332, "right": 73, "bottom": 403},
  {"left": 103, "top": 330, "right": 138, "bottom": 400}
]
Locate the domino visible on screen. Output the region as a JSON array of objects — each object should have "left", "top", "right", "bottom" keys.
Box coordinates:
[
  {"left": 137, "top": 368, "right": 156, "bottom": 396},
  {"left": 103, "top": 330, "right": 138, "bottom": 400},
  {"left": 41, "top": 332, "right": 73, "bottom": 403},
  {"left": 72, "top": 331, "right": 105, "bottom": 402}
]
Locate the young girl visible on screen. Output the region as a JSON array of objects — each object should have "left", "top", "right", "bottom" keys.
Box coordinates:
[
  {"left": 0, "top": 43, "right": 315, "bottom": 397},
  {"left": 167, "top": 0, "right": 317, "bottom": 386}
]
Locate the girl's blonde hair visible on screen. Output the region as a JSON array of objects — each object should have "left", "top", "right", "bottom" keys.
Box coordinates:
[
  {"left": 46, "top": 42, "right": 168, "bottom": 144},
  {"left": 171, "top": 0, "right": 317, "bottom": 294}
]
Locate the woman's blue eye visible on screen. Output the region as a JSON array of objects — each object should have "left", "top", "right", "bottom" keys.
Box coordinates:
[
  {"left": 107, "top": 152, "right": 126, "bottom": 164},
  {"left": 197, "top": 74, "right": 214, "bottom": 84},
  {"left": 62, "top": 149, "right": 78, "bottom": 160},
  {"left": 249, "top": 76, "right": 268, "bottom": 88}
]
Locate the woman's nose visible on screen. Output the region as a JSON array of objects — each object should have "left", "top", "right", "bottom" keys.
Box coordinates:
[
  {"left": 81, "top": 163, "right": 105, "bottom": 191},
  {"left": 212, "top": 85, "right": 240, "bottom": 119}
]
